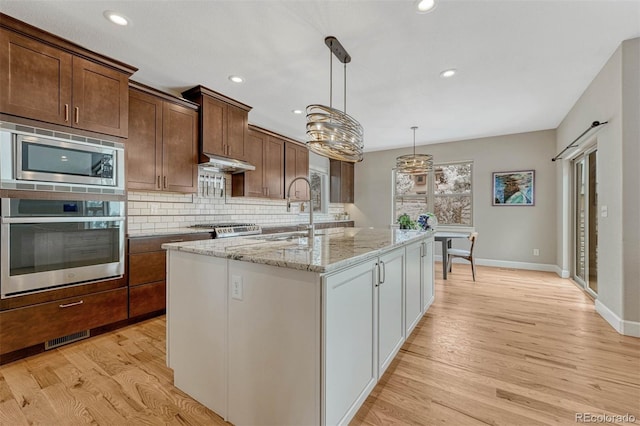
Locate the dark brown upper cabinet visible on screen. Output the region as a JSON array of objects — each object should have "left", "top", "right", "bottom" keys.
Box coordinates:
[
  {"left": 71, "top": 56, "right": 129, "bottom": 137},
  {"left": 232, "top": 126, "right": 285, "bottom": 199},
  {"left": 285, "top": 142, "right": 310, "bottom": 201},
  {"left": 182, "top": 85, "right": 252, "bottom": 162},
  {"left": 0, "top": 15, "right": 135, "bottom": 138},
  {"left": 127, "top": 83, "right": 199, "bottom": 193},
  {"left": 330, "top": 160, "right": 355, "bottom": 203}
]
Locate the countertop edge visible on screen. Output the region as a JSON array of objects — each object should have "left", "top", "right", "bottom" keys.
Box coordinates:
[{"left": 163, "top": 229, "right": 435, "bottom": 274}]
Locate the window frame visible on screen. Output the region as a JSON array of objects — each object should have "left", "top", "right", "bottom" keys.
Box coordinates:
[
  {"left": 392, "top": 160, "right": 474, "bottom": 231},
  {"left": 309, "top": 166, "right": 329, "bottom": 214},
  {"left": 433, "top": 160, "right": 474, "bottom": 229}
]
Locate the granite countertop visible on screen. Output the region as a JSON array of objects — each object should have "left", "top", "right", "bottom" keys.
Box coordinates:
[{"left": 162, "top": 227, "right": 434, "bottom": 274}]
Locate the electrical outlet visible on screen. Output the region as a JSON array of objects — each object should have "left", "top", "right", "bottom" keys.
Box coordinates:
[
  {"left": 533, "top": 248, "right": 540, "bottom": 256},
  {"left": 150, "top": 203, "right": 159, "bottom": 214},
  {"left": 231, "top": 275, "right": 243, "bottom": 300}
]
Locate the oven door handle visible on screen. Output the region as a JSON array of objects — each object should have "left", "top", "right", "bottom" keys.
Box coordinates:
[{"left": 1, "top": 216, "right": 126, "bottom": 224}]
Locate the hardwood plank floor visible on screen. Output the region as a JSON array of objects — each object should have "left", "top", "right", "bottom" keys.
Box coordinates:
[
  {"left": 0, "top": 264, "right": 638, "bottom": 425},
  {"left": 353, "top": 264, "right": 640, "bottom": 425}
]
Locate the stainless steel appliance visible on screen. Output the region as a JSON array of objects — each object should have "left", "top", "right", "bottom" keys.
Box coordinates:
[
  {"left": 0, "top": 198, "right": 125, "bottom": 298},
  {"left": 201, "top": 153, "right": 255, "bottom": 174},
  {"left": 190, "top": 223, "right": 261, "bottom": 238},
  {"left": 0, "top": 122, "right": 125, "bottom": 193}
]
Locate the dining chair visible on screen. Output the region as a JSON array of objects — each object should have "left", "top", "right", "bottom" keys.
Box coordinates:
[{"left": 447, "top": 232, "right": 478, "bottom": 281}]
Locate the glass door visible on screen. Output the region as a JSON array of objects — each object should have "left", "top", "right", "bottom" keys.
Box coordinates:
[{"left": 573, "top": 149, "right": 597, "bottom": 295}]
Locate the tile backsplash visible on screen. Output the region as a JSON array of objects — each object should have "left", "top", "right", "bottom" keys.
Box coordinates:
[{"left": 127, "top": 177, "right": 346, "bottom": 232}]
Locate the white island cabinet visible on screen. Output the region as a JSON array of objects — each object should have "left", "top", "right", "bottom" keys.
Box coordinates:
[{"left": 164, "top": 228, "right": 435, "bottom": 426}]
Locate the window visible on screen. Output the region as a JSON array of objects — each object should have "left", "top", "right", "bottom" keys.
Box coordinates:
[
  {"left": 310, "top": 168, "right": 328, "bottom": 214},
  {"left": 393, "top": 161, "right": 472, "bottom": 227},
  {"left": 433, "top": 162, "right": 472, "bottom": 226}
]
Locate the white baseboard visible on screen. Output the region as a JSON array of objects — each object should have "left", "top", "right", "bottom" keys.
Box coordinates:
[
  {"left": 622, "top": 320, "right": 640, "bottom": 337},
  {"left": 554, "top": 265, "right": 571, "bottom": 278},
  {"left": 595, "top": 300, "right": 622, "bottom": 333},
  {"left": 595, "top": 300, "right": 640, "bottom": 337},
  {"left": 435, "top": 256, "right": 557, "bottom": 273}
]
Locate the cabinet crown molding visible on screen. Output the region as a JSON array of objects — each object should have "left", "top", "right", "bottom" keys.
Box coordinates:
[
  {"left": 182, "top": 85, "right": 252, "bottom": 112},
  {"left": 0, "top": 12, "right": 137, "bottom": 75},
  {"left": 129, "top": 81, "right": 199, "bottom": 110},
  {"left": 249, "top": 124, "right": 306, "bottom": 148}
]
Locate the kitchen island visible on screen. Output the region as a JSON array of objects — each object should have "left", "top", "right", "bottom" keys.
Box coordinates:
[{"left": 163, "top": 227, "right": 435, "bottom": 426}]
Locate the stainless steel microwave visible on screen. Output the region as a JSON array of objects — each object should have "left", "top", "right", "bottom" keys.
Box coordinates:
[{"left": 0, "top": 125, "right": 125, "bottom": 191}]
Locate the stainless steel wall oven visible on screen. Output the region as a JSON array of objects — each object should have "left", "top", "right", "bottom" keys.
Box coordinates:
[{"left": 0, "top": 198, "right": 125, "bottom": 298}]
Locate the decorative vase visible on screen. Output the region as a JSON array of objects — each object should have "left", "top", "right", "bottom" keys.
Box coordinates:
[{"left": 417, "top": 213, "right": 437, "bottom": 231}]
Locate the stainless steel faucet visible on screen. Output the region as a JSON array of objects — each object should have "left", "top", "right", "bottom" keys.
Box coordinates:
[{"left": 286, "top": 177, "right": 314, "bottom": 242}]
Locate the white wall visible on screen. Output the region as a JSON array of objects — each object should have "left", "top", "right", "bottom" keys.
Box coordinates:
[
  {"left": 556, "top": 38, "right": 639, "bottom": 331},
  {"left": 352, "top": 130, "right": 557, "bottom": 266}
]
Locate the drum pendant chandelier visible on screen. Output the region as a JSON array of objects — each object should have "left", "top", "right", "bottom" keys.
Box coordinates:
[
  {"left": 395, "top": 126, "right": 433, "bottom": 174},
  {"left": 306, "top": 36, "right": 364, "bottom": 163}
]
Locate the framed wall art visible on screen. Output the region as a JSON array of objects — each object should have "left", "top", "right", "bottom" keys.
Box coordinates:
[{"left": 492, "top": 170, "right": 535, "bottom": 206}]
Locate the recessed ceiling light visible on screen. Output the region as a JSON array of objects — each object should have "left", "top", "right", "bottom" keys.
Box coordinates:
[
  {"left": 103, "top": 10, "right": 129, "bottom": 26},
  {"left": 440, "top": 69, "right": 457, "bottom": 78},
  {"left": 228, "top": 75, "right": 244, "bottom": 83},
  {"left": 415, "top": 0, "right": 436, "bottom": 14},
  {"left": 292, "top": 109, "right": 303, "bottom": 115}
]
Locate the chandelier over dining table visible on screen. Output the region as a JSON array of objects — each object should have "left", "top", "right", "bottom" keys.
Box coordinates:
[{"left": 395, "top": 126, "right": 433, "bottom": 175}]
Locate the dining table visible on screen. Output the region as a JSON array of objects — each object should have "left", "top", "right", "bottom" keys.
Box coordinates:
[{"left": 434, "top": 231, "right": 471, "bottom": 279}]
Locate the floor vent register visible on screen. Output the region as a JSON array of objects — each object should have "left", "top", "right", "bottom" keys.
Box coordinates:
[{"left": 45, "top": 330, "right": 90, "bottom": 350}]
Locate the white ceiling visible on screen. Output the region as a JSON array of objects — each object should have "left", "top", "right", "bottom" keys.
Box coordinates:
[{"left": 2, "top": 1, "right": 639, "bottom": 152}]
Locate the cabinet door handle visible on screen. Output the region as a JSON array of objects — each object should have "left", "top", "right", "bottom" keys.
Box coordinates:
[
  {"left": 74, "top": 107, "right": 79, "bottom": 124},
  {"left": 59, "top": 300, "right": 84, "bottom": 308},
  {"left": 420, "top": 242, "right": 424, "bottom": 258},
  {"left": 64, "top": 104, "right": 69, "bottom": 122},
  {"left": 375, "top": 262, "right": 380, "bottom": 287},
  {"left": 379, "top": 260, "right": 386, "bottom": 284},
  {"left": 157, "top": 176, "right": 161, "bottom": 189},
  {"left": 164, "top": 176, "right": 167, "bottom": 189}
]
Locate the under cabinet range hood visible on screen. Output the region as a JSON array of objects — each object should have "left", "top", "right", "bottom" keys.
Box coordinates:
[{"left": 202, "top": 153, "right": 255, "bottom": 174}]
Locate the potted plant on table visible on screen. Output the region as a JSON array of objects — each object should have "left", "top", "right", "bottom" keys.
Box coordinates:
[{"left": 397, "top": 213, "right": 417, "bottom": 230}]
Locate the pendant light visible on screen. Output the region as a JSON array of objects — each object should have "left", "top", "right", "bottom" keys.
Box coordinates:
[
  {"left": 395, "top": 126, "right": 433, "bottom": 174},
  {"left": 306, "top": 36, "right": 364, "bottom": 163}
]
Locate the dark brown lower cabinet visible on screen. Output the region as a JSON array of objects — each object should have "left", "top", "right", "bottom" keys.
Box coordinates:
[
  {"left": 128, "top": 232, "right": 211, "bottom": 318},
  {"left": 129, "top": 281, "right": 166, "bottom": 318},
  {"left": 0, "top": 287, "right": 128, "bottom": 355}
]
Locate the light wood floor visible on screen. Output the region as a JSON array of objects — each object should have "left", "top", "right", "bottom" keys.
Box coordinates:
[{"left": 0, "top": 264, "right": 638, "bottom": 425}]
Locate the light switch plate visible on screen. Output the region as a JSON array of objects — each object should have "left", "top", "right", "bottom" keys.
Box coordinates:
[{"left": 601, "top": 205, "right": 608, "bottom": 217}]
